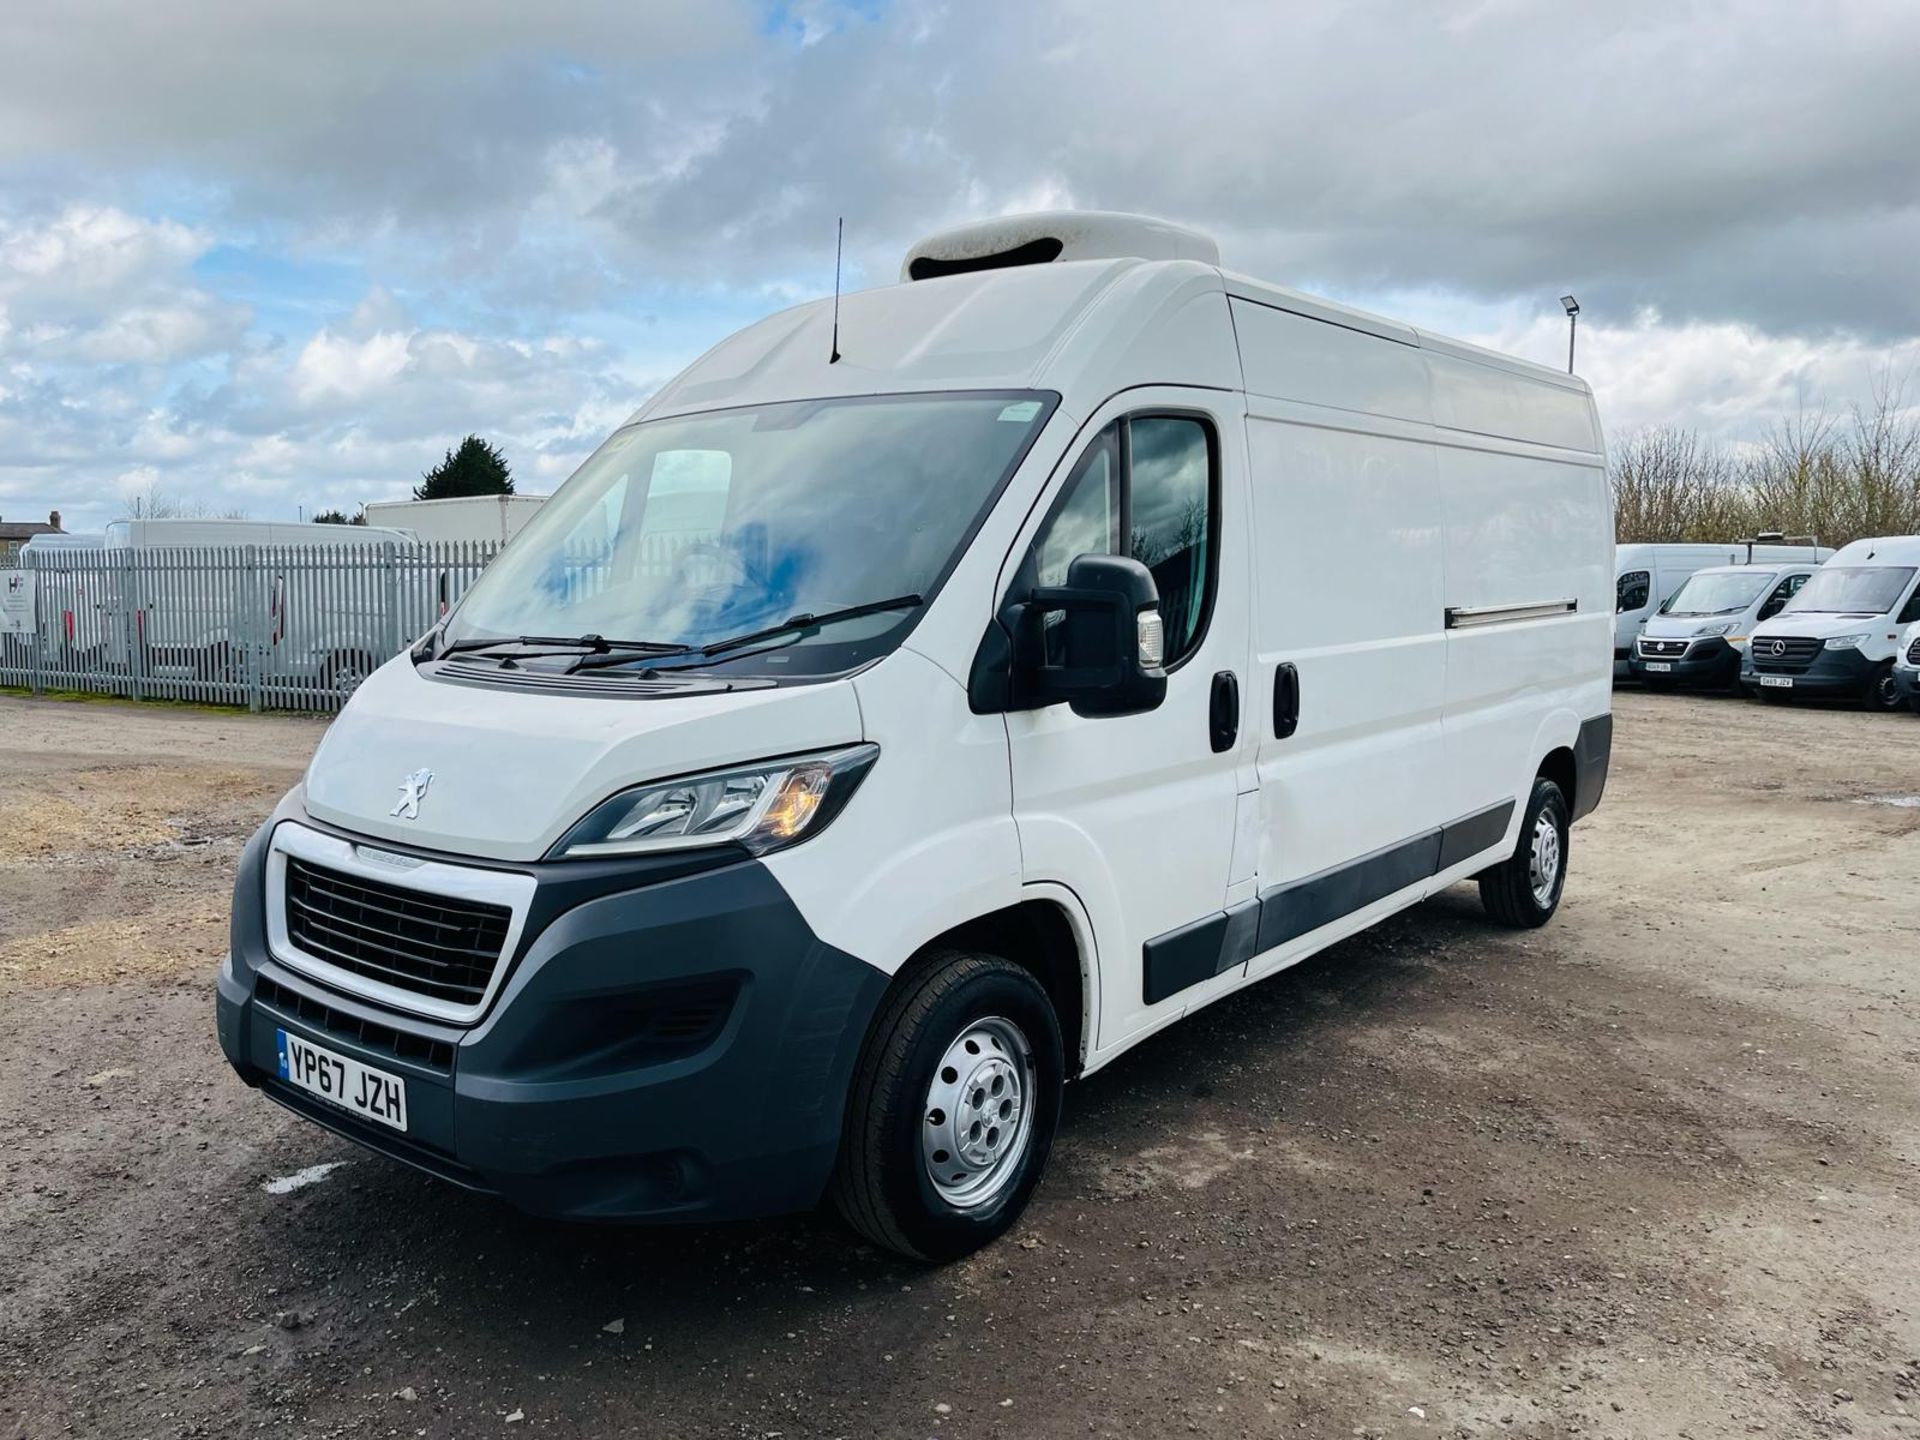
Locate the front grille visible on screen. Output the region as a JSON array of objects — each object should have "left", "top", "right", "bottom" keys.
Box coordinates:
[
  {"left": 284, "top": 857, "right": 510, "bottom": 1008},
  {"left": 1639, "top": 638, "right": 1690, "bottom": 658},
  {"left": 256, "top": 976, "right": 455, "bottom": 1071},
  {"left": 1908, "top": 636, "right": 1920, "bottom": 666},
  {"left": 1749, "top": 636, "right": 1822, "bottom": 674}
]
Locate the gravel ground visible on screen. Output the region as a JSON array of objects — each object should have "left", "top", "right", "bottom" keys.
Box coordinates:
[{"left": 1, "top": 689, "right": 1918, "bottom": 1440}]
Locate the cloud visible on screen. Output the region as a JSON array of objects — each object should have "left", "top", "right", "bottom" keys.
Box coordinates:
[
  {"left": 2, "top": 0, "right": 1918, "bottom": 529},
  {"left": 0, "top": 206, "right": 249, "bottom": 363}
]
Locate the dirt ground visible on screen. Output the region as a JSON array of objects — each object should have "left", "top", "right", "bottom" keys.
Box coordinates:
[{"left": 2, "top": 689, "right": 1918, "bottom": 1440}]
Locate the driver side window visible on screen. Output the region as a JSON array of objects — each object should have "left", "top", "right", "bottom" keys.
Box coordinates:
[
  {"left": 1760, "top": 572, "right": 1805, "bottom": 620},
  {"left": 1616, "top": 570, "right": 1650, "bottom": 613},
  {"left": 1027, "top": 414, "right": 1217, "bottom": 668},
  {"left": 1899, "top": 585, "right": 1920, "bottom": 625}
]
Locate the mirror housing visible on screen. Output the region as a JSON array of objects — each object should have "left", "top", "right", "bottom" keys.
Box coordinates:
[{"left": 1010, "top": 554, "right": 1169, "bottom": 717}]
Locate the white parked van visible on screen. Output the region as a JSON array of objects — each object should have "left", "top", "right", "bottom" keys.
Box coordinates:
[
  {"left": 104, "top": 518, "right": 419, "bottom": 686},
  {"left": 1613, "top": 542, "right": 1826, "bottom": 678},
  {"left": 1892, "top": 619, "right": 1920, "bottom": 713},
  {"left": 1743, "top": 535, "right": 1920, "bottom": 709},
  {"left": 363, "top": 494, "right": 548, "bottom": 546},
  {"left": 216, "top": 211, "right": 1614, "bottom": 1259},
  {"left": 1627, "top": 560, "right": 1825, "bottom": 690}
]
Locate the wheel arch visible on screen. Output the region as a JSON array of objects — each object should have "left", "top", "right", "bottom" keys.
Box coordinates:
[{"left": 879, "top": 890, "right": 1096, "bottom": 1078}]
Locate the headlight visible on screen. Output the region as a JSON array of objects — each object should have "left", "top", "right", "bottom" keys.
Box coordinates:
[
  {"left": 1824, "top": 633, "right": 1870, "bottom": 651},
  {"left": 1692, "top": 623, "right": 1735, "bottom": 638},
  {"left": 551, "top": 745, "right": 878, "bottom": 859}
]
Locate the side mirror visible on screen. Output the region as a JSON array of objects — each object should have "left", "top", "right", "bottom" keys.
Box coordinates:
[
  {"left": 1011, "top": 554, "right": 1169, "bottom": 718},
  {"left": 1758, "top": 599, "right": 1784, "bottom": 621}
]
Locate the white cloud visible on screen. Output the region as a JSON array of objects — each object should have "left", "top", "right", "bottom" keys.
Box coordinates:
[{"left": 0, "top": 205, "right": 247, "bottom": 364}]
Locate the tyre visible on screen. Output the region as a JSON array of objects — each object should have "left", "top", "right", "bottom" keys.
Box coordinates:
[
  {"left": 831, "top": 951, "right": 1064, "bottom": 1262},
  {"left": 324, "top": 650, "right": 380, "bottom": 697},
  {"left": 1865, "top": 661, "right": 1902, "bottom": 712},
  {"left": 1478, "top": 776, "right": 1569, "bottom": 928}
]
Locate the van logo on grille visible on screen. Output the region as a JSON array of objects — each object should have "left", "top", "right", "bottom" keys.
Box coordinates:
[
  {"left": 390, "top": 768, "right": 434, "bottom": 820},
  {"left": 1768, "top": 638, "right": 1787, "bottom": 656}
]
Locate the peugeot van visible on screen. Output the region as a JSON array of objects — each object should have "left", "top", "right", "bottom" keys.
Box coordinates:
[
  {"left": 1742, "top": 535, "right": 1920, "bottom": 709},
  {"left": 1613, "top": 542, "right": 1825, "bottom": 679},
  {"left": 1627, "top": 560, "right": 1824, "bottom": 690},
  {"left": 215, "top": 212, "right": 1614, "bottom": 1260}
]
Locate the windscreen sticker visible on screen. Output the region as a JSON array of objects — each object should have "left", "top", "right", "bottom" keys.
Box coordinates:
[{"left": 997, "top": 400, "right": 1043, "bottom": 423}]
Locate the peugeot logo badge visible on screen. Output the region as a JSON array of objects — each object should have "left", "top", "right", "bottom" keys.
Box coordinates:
[
  {"left": 1768, "top": 638, "right": 1787, "bottom": 657},
  {"left": 390, "top": 768, "right": 433, "bottom": 820}
]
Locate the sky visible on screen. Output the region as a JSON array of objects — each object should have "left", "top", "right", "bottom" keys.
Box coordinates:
[{"left": 2, "top": 0, "right": 1918, "bottom": 532}]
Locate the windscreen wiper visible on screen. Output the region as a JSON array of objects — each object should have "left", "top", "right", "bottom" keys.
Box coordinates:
[
  {"left": 568, "top": 594, "right": 924, "bottom": 673},
  {"left": 439, "top": 633, "right": 686, "bottom": 661}
]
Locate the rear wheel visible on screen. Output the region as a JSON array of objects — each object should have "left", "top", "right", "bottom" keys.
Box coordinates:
[
  {"left": 1478, "top": 776, "right": 1569, "bottom": 928},
  {"left": 831, "top": 952, "right": 1063, "bottom": 1262}
]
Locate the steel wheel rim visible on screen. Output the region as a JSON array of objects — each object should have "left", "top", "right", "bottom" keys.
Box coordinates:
[
  {"left": 921, "top": 1015, "right": 1035, "bottom": 1209},
  {"left": 1528, "top": 811, "right": 1562, "bottom": 907}
]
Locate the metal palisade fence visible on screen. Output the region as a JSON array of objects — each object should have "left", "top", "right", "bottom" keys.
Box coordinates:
[{"left": 0, "top": 541, "right": 500, "bottom": 713}]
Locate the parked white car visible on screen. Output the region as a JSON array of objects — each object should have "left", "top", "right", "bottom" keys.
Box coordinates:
[
  {"left": 216, "top": 210, "right": 1614, "bottom": 1259},
  {"left": 1742, "top": 535, "right": 1920, "bottom": 709},
  {"left": 1627, "top": 561, "right": 1821, "bottom": 690}
]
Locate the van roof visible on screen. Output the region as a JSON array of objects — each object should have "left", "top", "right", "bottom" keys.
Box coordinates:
[
  {"left": 1688, "top": 561, "right": 1812, "bottom": 577},
  {"left": 632, "top": 213, "right": 1590, "bottom": 435},
  {"left": 1827, "top": 534, "right": 1920, "bottom": 565}
]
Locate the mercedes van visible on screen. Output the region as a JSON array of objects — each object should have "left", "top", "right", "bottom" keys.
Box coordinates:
[
  {"left": 1628, "top": 560, "right": 1824, "bottom": 690},
  {"left": 1613, "top": 541, "right": 1825, "bottom": 679},
  {"left": 215, "top": 211, "right": 1614, "bottom": 1260},
  {"left": 1742, "top": 535, "right": 1920, "bottom": 709}
]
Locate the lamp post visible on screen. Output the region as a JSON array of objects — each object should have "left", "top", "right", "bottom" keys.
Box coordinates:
[{"left": 1560, "top": 294, "right": 1580, "bottom": 375}]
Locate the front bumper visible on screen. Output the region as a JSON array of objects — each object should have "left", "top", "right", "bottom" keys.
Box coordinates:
[
  {"left": 1628, "top": 637, "right": 1740, "bottom": 685},
  {"left": 1740, "top": 644, "right": 1877, "bottom": 698},
  {"left": 217, "top": 809, "right": 889, "bottom": 1223}
]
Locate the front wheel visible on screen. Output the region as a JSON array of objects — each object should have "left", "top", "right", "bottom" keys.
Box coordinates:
[
  {"left": 831, "top": 952, "right": 1063, "bottom": 1262},
  {"left": 1866, "top": 662, "right": 1902, "bottom": 712},
  {"left": 1478, "top": 776, "right": 1569, "bottom": 928}
]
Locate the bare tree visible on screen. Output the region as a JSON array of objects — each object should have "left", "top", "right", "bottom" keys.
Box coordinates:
[
  {"left": 1609, "top": 426, "right": 1745, "bottom": 542},
  {"left": 124, "top": 485, "right": 249, "bottom": 521}
]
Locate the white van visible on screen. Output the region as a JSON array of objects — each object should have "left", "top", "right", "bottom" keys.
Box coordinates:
[
  {"left": 104, "top": 518, "right": 419, "bottom": 687},
  {"left": 1743, "top": 535, "right": 1920, "bottom": 709},
  {"left": 1893, "top": 619, "right": 1920, "bottom": 713},
  {"left": 363, "top": 494, "right": 548, "bottom": 546},
  {"left": 215, "top": 211, "right": 1614, "bottom": 1259},
  {"left": 1612, "top": 542, "right": 1826, "bottom": 678},
  {"left": 1627, "top": 560, "right": 1825, "bottom": 690}
]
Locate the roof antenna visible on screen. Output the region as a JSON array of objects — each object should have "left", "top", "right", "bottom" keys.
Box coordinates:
[{"left": 828, "top": 216, "right": 843, "bottom": 365}]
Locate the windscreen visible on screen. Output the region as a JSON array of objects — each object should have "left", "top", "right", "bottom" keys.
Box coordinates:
[
  {"left": 1784, "top": 565, "right": 1916, "bottom": 615},
  {"left": 1659, "top": 571, "right": 1771, "bottom": 616},
  {"left": 444, "top": 392, "right": 1054, "bottom": 672}
]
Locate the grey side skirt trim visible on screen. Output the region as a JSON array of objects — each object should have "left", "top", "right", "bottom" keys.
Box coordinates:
[{"left": 1141, "top": 798, "right": 1518, "bottom": 1006}]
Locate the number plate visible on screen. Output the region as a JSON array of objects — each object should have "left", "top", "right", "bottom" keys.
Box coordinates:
[
  {"left": 1759, "top": 675, "right": 1793, "bottom": 688},
  {"left": 1644, "top": 661, "right": 1672, "bottom": 672},
  {"left": 277, "top": 1029, "right": 408, "bottom": 1131}
]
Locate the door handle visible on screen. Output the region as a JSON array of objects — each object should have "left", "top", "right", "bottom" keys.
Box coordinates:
[
  {"left": 1209, "top": 670, "right": 1239, "bottom": 753},
  {"left": 1272, "top": 663, "right": 1299, "bottom": 739}
]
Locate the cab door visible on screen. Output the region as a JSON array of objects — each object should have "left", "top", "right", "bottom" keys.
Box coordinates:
[{"left": 1002, "top": 391, "right": 1254, "bottom": 1055}]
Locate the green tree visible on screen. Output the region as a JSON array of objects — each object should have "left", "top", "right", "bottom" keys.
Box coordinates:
[
  {"left": 415, "top": 436, "right": 515, "bottom": 500},
  {"left": 312, "top": 508, "right": 366, "bottom": 525}
]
